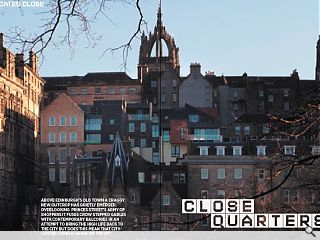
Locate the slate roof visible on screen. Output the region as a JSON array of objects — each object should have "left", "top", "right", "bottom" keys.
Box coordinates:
[
  {"left": 43, "top": 76, "right": 82, "bottom": 90},
  {"left": 79, "top": 72, "right": 137, "bottom": 84}
]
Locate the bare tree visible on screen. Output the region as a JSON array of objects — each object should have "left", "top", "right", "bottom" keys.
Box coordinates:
[{"left": 5, "top": 0, "right": 146, "bottom": 66}]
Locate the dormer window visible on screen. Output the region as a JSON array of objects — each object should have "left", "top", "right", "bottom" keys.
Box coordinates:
[
  {"left": 115, "top": 155, "right": 121, "bottom": 167},
  {"left": 284, "top": 145, "right": 296, "bottom": 156}
]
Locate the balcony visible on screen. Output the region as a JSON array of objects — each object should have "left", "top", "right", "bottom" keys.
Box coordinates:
[
  {"left": 189, "top": 134, "right": 223, "bottom": 142},
  {"left": 127, "top": 114, "right": 150, "bottom": 121}
]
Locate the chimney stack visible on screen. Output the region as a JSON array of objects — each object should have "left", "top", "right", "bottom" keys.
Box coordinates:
[
  {"left": 0, "top": 32, "right": 3, "bottom": 48},
  {"left": 190, "top": 62, "right": 201, "bottom": 75},
  {"left": 29, "top": 50, "right": 38, "bottom": 73}
]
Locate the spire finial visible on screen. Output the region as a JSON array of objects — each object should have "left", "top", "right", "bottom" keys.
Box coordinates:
[{"left": 157, "top": 0, "right": 162, "bottom": 27}]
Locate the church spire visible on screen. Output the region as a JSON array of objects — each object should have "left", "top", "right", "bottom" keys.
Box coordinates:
[
  {"left": 157, "top": 0, "right": 162, "bottom": 27},
  {"left": 156, "top": 0, "right": 163, "bottom": 58}
]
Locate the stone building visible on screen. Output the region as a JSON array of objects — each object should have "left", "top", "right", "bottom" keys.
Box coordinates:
[
  {"left": 0, "top": 33, "right": 44, "bottom": 229},
  {"left": 40, "top": 93, "right": 84, "bottom": 193},
  {"left": 179, "top": 63, "right": 213, "bottom": 108}
]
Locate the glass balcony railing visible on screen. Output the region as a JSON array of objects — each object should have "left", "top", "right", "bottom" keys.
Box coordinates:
[
  {"left": 189, "top": 134, "right": 223, "bottom": 142},
  {"left": 127, "top": 114, "right": 150, "bottom": 121}
]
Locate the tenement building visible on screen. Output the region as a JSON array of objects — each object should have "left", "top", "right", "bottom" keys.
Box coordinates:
[{"left": 0, "top": 33, "right": 44, "bottom": 229}]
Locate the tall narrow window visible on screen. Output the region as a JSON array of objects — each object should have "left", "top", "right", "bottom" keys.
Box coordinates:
[{"left": 70, "top": 116, "right": 77, "bottom": 126}]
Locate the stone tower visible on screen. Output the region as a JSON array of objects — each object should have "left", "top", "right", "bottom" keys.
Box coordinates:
[{"left": 138, "top": 3, "right": 180, "bottom": 106}]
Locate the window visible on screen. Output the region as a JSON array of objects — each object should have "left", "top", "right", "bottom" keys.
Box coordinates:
[
  {"left": 140, "top": 138, "right": 146, "bottom": 147},
  {"left": 48, "top": 150, "right": 55, "bottom": 164},
  {"left": 233, "top": 90, "right": 238, "bottom": 98},
  {"left": 82, "top": 170, "right": 86, "bottom": 185},
  {"left": 179, "top": 173, "right": 186, "bottom": 183},
  {"left": 115, "top": 156, "right": 121, "bottom": 167},
  {"left": 258, "top": 90, "right": 264, "bottom": 97},
  {"left": 283, "top": 89, "right": 289, "bottom": 97},
  {"left": 161, "top": 80, "right": 165, "bottom": 88},
  {"left": 173, "top": 173, "right": 186, "bottom": 183},
  {"left": 163, "top": 130, "right": 170, "bottom": 142},
  {"left": 244, "top": 126, "right": 250, "bottom": 135},
  {"left": 70, "top": 132, "right": 77, "bottom": 142},
  {"left": 138, "top": 172, "right": 145, "bottom": 183},
  {"left": 199, "top": 146, "right": 209, "bottom": 156},
  {"left": 69, "top": 88, "right": 76, "bottom": 95},
  {"left": 205, "top": 86, "right": 210, "bottom": 94},
  {"left": 234, "top": 168, "right": 243, "bottom": 179},
  {"left": 141, "top": 216, "right": 149, "bottom": 230},
  {"left": 109, "top": 119, "right": 115, "bottom": 125},
  {"left": 189, "top": 114, "right": 199, "bottom": 123},
  {"left": 152, "top": 152, "right": 159, "bottom": 164},
  {"left": 306, "top": 190, "right": 314, "bottom": 203},
  {"left": 129, "top": 87, "right": 136, "bottom": 93},
  {"left": 59, "top": 149, "right": 68, "bottom": 164},
  {"left": 234, "top": 103, "right": 238, "bottom": 111},
  {"left": 109, "top": 134, "right": 114, "bottom": 141},
  {"left": 85, "top": 119, "right": 102, "bottom": 130},
  {"left": 81, "top": 88, "right": 88, "bottom": 95},
  {"left": 119, "top": 88, "right": 126, "bottom": 94},
  {"left": 232, "top": 146, "right": 243, "bottom": 156},
  {"left": 70, "top": 116, "right": 77, "bottom": 126},
  {"left": 88, "top": 171, "right": 91, "bottom": 185},
  {"left": 161, "top": 94, "right": 166, "bottom": 103},
  {"left": 172, "top": 79, "right": 177, "bottom": 87},
  {"left": 235, "top": 126, "right": 241, "bottom": 135},
  {"left": 217, "top": 168, "right": 225, "bottom": 180},
  {"left": 162, "top": 195, "right": 170, "bottom": 206},
  {"left": 172, "top": 93, "right": 177, "bottom": 103},
  {"left": 49, "top": 116, "right": 55, "bottom": 126},
  {"left": 218, "top": 190, "right": 225, "bottom": 199},
  {"left": 129, "top": 123, "right": 135, "bottom": 133},
  {"left": 201, "top": 190, "right": 208, "bottom": 199},
  {"left": 282, "top": 190, "right": 298, "bottom": 203},
  {"left": 59, "top": 168, "right": 67, "bottom": 183},
  {"left": 258, "top": 101, "right": 265, "bottom": 111},
  {"left": 151, "top": 81, "right": 157, "bottom": 87},
  {"left": 130, "top": 192, "right": 136, "bottom": 203},
  {"left": 180, "top": 128, "right": 184, "bottom": 140},
  {"left": 201, "top": 168, "right": 208, "bottom": 180},
  {"left": 49, "top": 168, "right": 55, "bottom": 182},
  {"left": 60, "top": 116, "right": 66, "bottom": 126},
  {"left": 108, "top": 88, "right": 115, "bottom": 94},
  {"left": 312, "top": 146, "right": 320, "bottom": 155},
  {"left": 85, "top": 134, "right": 101, "bottom": 144},
  {"left": 60, "top": 132, "right": 66, "bottom": 143},
  {"left": 140, "top": 123, "right": 146, "bottom": 132},
  {"left": 152, "top": 125, "right": 159, "bottom": 137},
  {"left": 216, "top": 146, "right": 226, "bottom": 156},
  {"left": 171, "top": 145, "right": 180, "bottom": 157},
  {"left": 262, "top": 125, "right": 270, "bottom": 134},
  {"left": 256, "top": 146, "right": 266, "bottom": 156},
  {"left": 258, "top": 169, "right": 265, "bottom": 179},
  {"left": 284, "top": 145, "right": 296, "bottom": 155},
  {"left": 268, "top": 95, "right": 274, "bottom": 102},
  {"left": 284, "top": 101, "right": 290, "bottom": 111},
  {"left": 77, "top": 172, "right": 80, "bottom": 186},
  {"left": 130, "top": 139, "right": 135, "bottom": 148},
  {"left": 49, "top": 133, "right": 55, "bottom": 143},
  {"left": 95, "top": 87, "right": 101, "bottom": 94}
]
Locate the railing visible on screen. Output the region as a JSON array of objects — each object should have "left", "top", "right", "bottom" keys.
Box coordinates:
[
  {"left": 127, "top": 114, "right": 150, "bottom": 121},
  {"left": 188, "top": 135, "right": 223, "bottom": 142}
]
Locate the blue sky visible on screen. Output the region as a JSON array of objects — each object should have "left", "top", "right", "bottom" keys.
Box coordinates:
[{"left": 0, "top": 0, "right": 318, "bottom": 79}]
